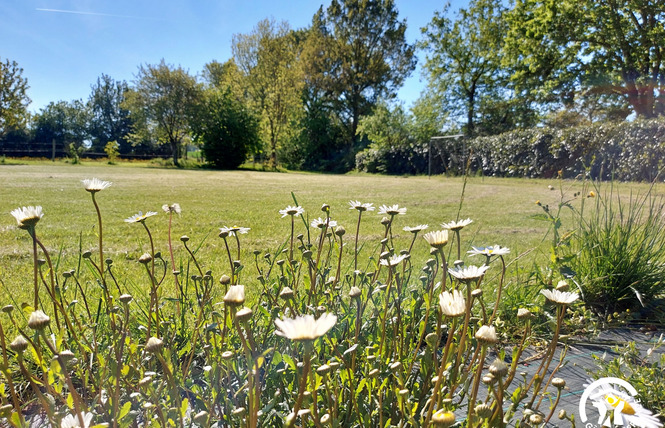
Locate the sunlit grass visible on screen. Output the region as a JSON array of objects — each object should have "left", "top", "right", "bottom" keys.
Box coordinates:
[{"left": 1, "top": 162, "right": 662, "bottom": 307}]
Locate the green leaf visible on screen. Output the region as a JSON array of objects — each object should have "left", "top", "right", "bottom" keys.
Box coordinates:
[
  {"left": 180, "top": 398, "right": 189, "bottom": 418},
  {"left": 119, "top": 401, "right": 132, "bottom": 420},
  {"left": 66, "top": 393, "right": 74, "bottom": 410}
]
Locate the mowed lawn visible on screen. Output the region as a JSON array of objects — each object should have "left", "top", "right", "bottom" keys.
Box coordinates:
[{"left": 1, "top": 161, "right": 661, "bottom": 306}]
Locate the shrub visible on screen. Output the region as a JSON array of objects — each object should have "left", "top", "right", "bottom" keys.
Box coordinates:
[
  {"left": 430, "top": 118, "right": 665, "bottom": 181},
  {"left": 193, "top": 89, "right": 260, "bottom": 170}
]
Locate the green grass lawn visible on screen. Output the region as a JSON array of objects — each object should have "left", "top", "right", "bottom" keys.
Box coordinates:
[{"left": 1, "top": 161, "right": 662, "bottom": 307}]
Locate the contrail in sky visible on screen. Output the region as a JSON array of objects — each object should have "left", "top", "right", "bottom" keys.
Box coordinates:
[{"left": 36, "top": 8, "right": 160, "bottom": 20}]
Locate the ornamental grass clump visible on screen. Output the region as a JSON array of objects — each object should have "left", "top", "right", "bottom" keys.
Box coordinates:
[{"left": 0, "top": 180, "right": 593, "bottom": 427}]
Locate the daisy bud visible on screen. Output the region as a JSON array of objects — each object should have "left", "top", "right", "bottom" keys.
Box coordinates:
[
  {"left": 432, "top": 409, "right": 455, "bottom": 427},
  {"left": 517, "top": 308, "right": 534, "bottom": 320},
  {"left": 119, "top": 294, "right": 133, "bottom": 304},
  {"left": 232, "top": 407, "right": 246, "bottom": 417},
  {"left": 28, "top": 310, "right": 50, "bottom": 331},
  {"left": 552, "top": 377, "right": 566, "bottom": 389},
  {"left": 138, "top": 253, "right": 152, "bottom": 264},
  {"left": 222, "top": 351, "right": 234, "bottom": 360},
  {"left": 320, "top": 414, "right": 330, "bottom": 424},
  {"left": 475, "top": 325, "right": 498, "bottom": 345},
  {"left": 482, "top": 374, "right": 496, "bottom": 385},
  {"left": 380, "top": 217, "right": 390, "bottom": 225},
  {"left": 235, "top": 307, "right": 253, "bottom": 323},
  {"left": 193, "top": 411, "right": 209, "bottom": 425},
  {"left": 368, "top": 368, "right": 380, "bottom": 378},
  {"left": 224, "top": 285, "right": 245, "bottom": 306},
  {"left": 425, "top": 332, "right": 438, "bottom": 348},
  {"left": 2, "top": 305, "right": 14, "bottom": 314},
  {"left": 529, "top": 413, "right": 543, "bottom": 425},
  {"left": 145, "top": 337, "right": 164, "bottom": 354},
  {"left": 334, "top": 226, "right": 346, "bottom": 236},
  {"left": 556, "top": 280, "right": 569, "bottom": 291},
  {"left": 471, "top": 288, "right": 483, "bottom": 298},
  {"left": 180, "top": 235, "right": 189, "bottom": 242},
  {"left": 9, "top": 336, "right": 29, "bottom": 352},
  {"left": 558, "top": 409, "right": 567, "bottom": 420},
  {"left": 475, "top": 403, "right": 493, "bottom": 419},
  {"left": 317, "top": 364, "right": 331, "bottom": 375},
  {"left": 389, "top": 361, "right": 402, "bottom": 372},
  {"left": 489, "top": 359, "right": 508, "bottom": 378},
  {"left": 280, "top": 287, "right": 294, "bottom": 299},
  {"left": 349, "top": 286, "right": 361, "bottom": 299},
  {"left": 82, "top": 251, "right": 92, "bottom": 259}
]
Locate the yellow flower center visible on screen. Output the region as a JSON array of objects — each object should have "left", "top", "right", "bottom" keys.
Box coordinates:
[{"left": 605, "top": 395, "right": 636, "bottom": 415}]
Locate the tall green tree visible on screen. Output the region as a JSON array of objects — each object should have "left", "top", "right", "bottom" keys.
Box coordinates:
[
  {"left": 505, "top": 0, "right": 665, "bottom": 118},
  {"left": 0, "top": 58, "right": 30, "bottom": 140},
  {"left": 87, "top": 74, "right": 133, "bottom": 153},
  {"left": 308, "top": 0, "right": 416, "bottom": 152},
  {"left": 32, "top": 100, "right": 90, "bottom": 154},
  {"left": 420, "top": 0, "right": 514, "bottom": 137},
  {"left": 232, "top": 19, "right": 304, "bottom": 167},
  {"left": 123, "top": 60, "right": 201, "bottom": 166}
]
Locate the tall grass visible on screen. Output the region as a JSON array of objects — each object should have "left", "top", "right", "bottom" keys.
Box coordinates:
[{"left": 567, "top": 182, "right": 665, "bottom": 316}]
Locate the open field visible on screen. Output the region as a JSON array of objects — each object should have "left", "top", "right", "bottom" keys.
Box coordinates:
[{"left": 1, "top": 162, "right": 663, "bottom": 306}]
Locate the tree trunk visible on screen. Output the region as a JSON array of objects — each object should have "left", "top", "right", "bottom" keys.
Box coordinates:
[{"left": 171, "top": 140, "right": 180, "bottom": 167}]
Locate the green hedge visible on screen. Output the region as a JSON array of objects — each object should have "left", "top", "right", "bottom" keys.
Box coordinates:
[{"left": 356, "top": 118, "right": 665, "bottom": 180}]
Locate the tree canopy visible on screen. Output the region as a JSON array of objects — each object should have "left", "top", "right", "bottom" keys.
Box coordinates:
[
  {"left": 123, "top": 60, "right": 201, "bottom": 166},
  {"left": 309, "top": 0, "right": 416, "bottom": 147},
  {"left": 0, "top": 58, "right": 30, "bottom": 140}
]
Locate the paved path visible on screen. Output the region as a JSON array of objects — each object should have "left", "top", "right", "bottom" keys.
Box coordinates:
[{"left": 511, "top": 328, "right": 664, "bottom": 427}]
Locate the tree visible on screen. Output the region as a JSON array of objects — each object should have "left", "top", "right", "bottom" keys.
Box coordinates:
[
  {"left": 420, "top": 0, "right": 512, "bottom": 137},
  {"left": 192, "top": 88, "right": 260, "bottom": 169},
  {"left": 232, "top": 19, "right": 305, "bottom": 167},
  {"left": 505, "top": 0, "right": 665, "bottom": 118},
  {"left": 0, "top": 58, "right": 30, "bottom": 140},
  {"left": 87, "top": 74, "right": 133, "bottom": 153},
  {"left": 308, "top": 0, "right": 416, "bottom": 151},
  {"left": 32, "top": 100, "right": 90, "bottom": 155},
  {"left": 123, "top": 60, "right": 201, "bottom": 166}
]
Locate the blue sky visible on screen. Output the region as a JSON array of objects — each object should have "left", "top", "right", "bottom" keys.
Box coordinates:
[{"left": 1, "top": 0, "right": 461, "bottom": 113}]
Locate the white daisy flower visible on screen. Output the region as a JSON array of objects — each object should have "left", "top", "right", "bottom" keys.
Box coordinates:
[
  {"left": 403, "top": 224, "right": 428, "bottom": 233},
  {"left": 448, "top": 265, "right": 490, "bottom": 282},
  {"left": 378, "top": 204, "right": 407, "bottom": 216},
  {"left": 162, "top": 203, "right": 181, "bottom": 214},
  {"left": 224, "top": 285, "right": 245, "bottom": 306},
  {"left": 467, "top": 245, "right": 510, "bottom": 257},
  {"left": 540, "top": 288, "right": 579, "bottom": 305},
  {"left": 81, "top": 178, "right": 112, "bottom": 193},
  {"left": 380, "top": 254, "right": 409, "bottom": 267},
  {"left": 348, "top": 200, "right": 375, "bottom": 212},
  {"left": 279, "top": 205, "right": 305, "bottom": 218},
  {"left": 442, "top": 218, "right": 473, "bottom": 231},
  {"left": 588, "top": 383, "right": 663, "bottom": 428},
  {"left": 60, "top": 411, "right": 94, "bottom": 428},
  {"left": 10, "top": 206, "right": 44, "bottom": 230},
  {"left": 274, "top": 313, "right": 337, "bottom": 342},
  {"left": 439, "top": 289, "right": 466, "bottom": 317},
  {"left": 220, "top": 225, "right": 250, "bottom": 236},
  {"left": 310, "top": 217, "right": 338, "bottom": 229},
  {"left": 475, "top": 325, "right": 498, "bottom": 345},
  {"left": 423, "top": 230, "right": 449, "bottom": 249},
  {"left": 124, "top": 211, "right": 158, "bottom": 223}
]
